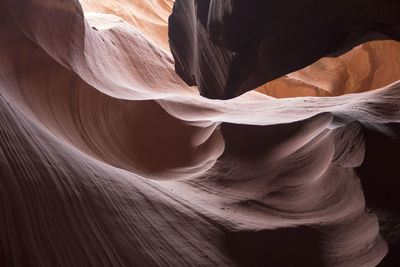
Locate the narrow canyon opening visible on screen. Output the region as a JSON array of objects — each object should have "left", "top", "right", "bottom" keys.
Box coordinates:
[{"left": 81, "top": 1, "right": 400, "bottom": 99}]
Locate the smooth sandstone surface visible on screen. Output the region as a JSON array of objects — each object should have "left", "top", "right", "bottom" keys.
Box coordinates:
[{"left": 1, "top": 0, "right": 400, "bottom": 266}]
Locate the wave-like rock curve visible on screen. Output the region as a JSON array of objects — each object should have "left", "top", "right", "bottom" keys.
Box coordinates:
[{"left": 1, "top": 0, "right": 400, "bottom": 266}]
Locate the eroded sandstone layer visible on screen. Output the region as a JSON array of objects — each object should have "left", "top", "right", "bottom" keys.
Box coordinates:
[
  {"left": 169, "top": 0, "right": 400, "bottom": 99},
  {"left": 1, "top": 0, "right": 400, "bottom": 266}
]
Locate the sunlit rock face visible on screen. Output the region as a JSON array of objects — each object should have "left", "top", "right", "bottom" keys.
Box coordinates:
[
  {"left": 169, "top": 0, "right": 400, "bottom": 99},
  {"left": 1, "top": 0, "right": 400, "bottom": 266},
  {"left": 257, "top": 40, "right": 400, "bottom": 98},
  {"left": 80, "top": 0, "right": 174, "bottom": 51}
]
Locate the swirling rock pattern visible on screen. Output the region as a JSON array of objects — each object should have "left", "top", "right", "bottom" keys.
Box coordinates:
[{"left": 1, "top": 0, "right": 400, "bottom": 266}]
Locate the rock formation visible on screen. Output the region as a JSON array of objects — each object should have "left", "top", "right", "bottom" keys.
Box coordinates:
[
  {"left": 169, "top": 0, "right": 400, "bottom": 99},
  {"left": 0, "top": 0, "right": 399, "bottom": 266}
]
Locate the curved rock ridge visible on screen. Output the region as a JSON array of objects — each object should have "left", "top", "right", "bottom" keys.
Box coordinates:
[
  {"left": 169, "top": 0, "right": 400, "bottom": 99},
  {"left": 1, "top": 0, "right": 400, "bottom": 266},
  {"left": 80, "top": 0, "right": 174, "bottom": 51}
]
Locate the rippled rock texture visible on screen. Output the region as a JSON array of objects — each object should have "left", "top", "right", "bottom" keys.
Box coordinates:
[{"left": 1, "top": 0, "right": 400, "bottom": 266}]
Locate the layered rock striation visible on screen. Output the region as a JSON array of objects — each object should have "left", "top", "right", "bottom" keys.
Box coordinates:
[{"left": 0, "top": 0, "right": 399, "bottom": 266}]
